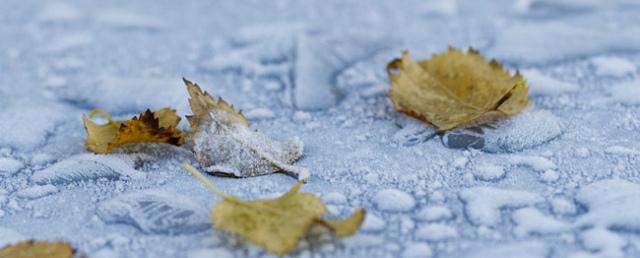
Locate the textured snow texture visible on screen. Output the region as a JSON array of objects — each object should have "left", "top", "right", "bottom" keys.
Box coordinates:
[
  {"left": 96, "top": 190, "right": 210, "bottom": 234},
  {"left": 2, "top": 0, "right": 640, "bottom": 257}
]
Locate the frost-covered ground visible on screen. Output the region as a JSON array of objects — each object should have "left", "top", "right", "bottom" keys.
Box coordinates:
[{"left": 2, "top": 0, "right": 640, "bottom": 257}]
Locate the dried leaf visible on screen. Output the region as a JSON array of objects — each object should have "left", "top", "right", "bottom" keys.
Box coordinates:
[
  {"left": 0, "top": 240, "right": 75, "bottom": 258},
  {"left": 183, "top": 164, "right": 365, "bottom": 256},
  {"left": 83, "top": 108, "right": 185, "bottom": 154},
  {"left": 387, "top": 48, "right": 529, "bottom": 131},
  {"left": 183, "top": 79, "right": 308, "bottom": 181}
]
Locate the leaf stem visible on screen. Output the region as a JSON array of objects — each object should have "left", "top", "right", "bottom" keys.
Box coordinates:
[{"left": 182, "top": 163, "right": 228, "bottom": 198}]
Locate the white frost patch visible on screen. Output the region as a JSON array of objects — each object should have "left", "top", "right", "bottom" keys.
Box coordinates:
[
  {"left": 0, "top": 227, "right": 27, "bottom": 248},
  {"left": 472, "top": 162, "right": 505, "bottom": 181},
  {"left": 604, "top": 145, "right": 640, "bottom": 156},
  {"left": 521, "top": 69, "right": 579, "bottom": 96},
  {"left": 570, "top": 227, "right": 627, "bottom": 258},
  {"left": 484, "top": 109, "right": 564, "bottom": 153},
  {"left": 0, "top": 158, "right": 24, "bottom": 177},
  {"left": 15, "top": 185, "right": 59, "bottom": 200},
  {"left": 402, "top": 242, "right": 433, "bottom": 258},
  {"left": 418, "top": 0, "right": 458, "bottom": 16},
  {"left": 551, "top": 198, "right": 577, "bottom": 216},
  {"left": 575, "top": 179, "right": 640, "bottom": 230},
  {"left": 96, "top": 10, "right": 165, "bottom": 30},
  {"left": 459, "top": 187, "right": 542, "bottom": 226},
  {"left": 39, "top": 33, "right": 93, "bottom": 54},
  {"left": 0, "top": 102, "right": 67, "bottom": 151},
  {"left": 373, "top": 189, "right": 415, "bottom": 212},
  {"left": 243, "top": 108, "right": 275, "bottom": 120},
  {"left": 507, "top": 155, "right": 556, "bottom": 172},
  {"left": 323, "top": 192, "right": 347, "bottom": 205},
  {"left": 416, "top": 206, "right": 454, "bottom": 222},
  {"left": 591, "top": 56, "right": 636, "bottom": 77},
  {"left": 37, "top": 2, "right": 82, "bottom": 24},
  {"left": 609, "top": 80, "right": 640, "bottom": 105},
  {"left": 540, "top": 169, "right": 560, "bottom": 183},
  {"left": 415, "top": 223, "right": 459, "bottom": 241},
  {"left": 462, "top": 241, "right": 548, "bottom": 258},
  {"left": 64, "top": 76, "right": 189, "bottom": 114},
  {"left": 361, "top": 213, "right": 386, "bottom": 232},
  {"left": 490, "top": 21, "right": 640, "bottom": 64},
  {"left": 512, "top": 207, "right": 569, "bottom": 237}
]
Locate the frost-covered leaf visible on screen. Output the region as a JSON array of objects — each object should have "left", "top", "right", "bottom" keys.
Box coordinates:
[
  {"left": 0, "top": 240, "right": 75, "bottom": 258},
  {"left": 387, "top": 48, "right": 529, "bottom": 131},
  {"left": 83, "top": 108, "right": 184, "bottom": 154},
  {"left": 184, "top": 79, "right": 307, "bottom": 180},
  {"left": 183, "top": 164, "right": 366, "bottom": 256}
]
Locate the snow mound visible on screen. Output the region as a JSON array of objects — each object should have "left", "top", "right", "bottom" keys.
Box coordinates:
[
  {"left": 373, "top": 189, "right": 415, "bottom": 212},
  {"left": 32, "top": 154, "right": 145, "bottom": 184},
  {"left": 459, "top": 187, "right": 543, "bottom": 226},
  {"left": 416, "top": 206, "right": 454, "bottom": 222},
  {"left": 570, "top": 227, "right": 627, "bottom": 258},
  {"left": 402, "top": 242, "right": 433, "bottom": 258},
  {"left": 96, "top": 190, "right": 210, "bottom": 234},
  {"left": 511, "top": 207, "right": 569, "bottom": 237},
  {"left": 442, "top": 109, "right": 564, "bottom": 153},
  {"left": 0, "top": 158, "right": 24, "bottom": 177},
  {"left": 591, "top": 56, "right": 636, "bottom": 77},
  {"left": 472, "top": 162, "right": 505, "bottom": 181},
  {"left": 361, "top": 213, "right": 386, "bottom": 232},
  {"left": 415, "top": 223, "right": 459, "bottom": 241},
  {"left": 461, "top": 241, "right": 548, "bottom": 258},
  {"left": 609, "top": 79, "right": 640, "bottom": 105},
  {"left": 15, "top": 185, "right": 59, "bottom": 200},
  {"left": 575, "top": 179, "right": 640, "bottom": 230}
]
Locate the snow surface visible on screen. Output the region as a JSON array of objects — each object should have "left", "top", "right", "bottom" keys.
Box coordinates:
[{"left": 2, "top": 0, "right": 640, "bottom": 257}]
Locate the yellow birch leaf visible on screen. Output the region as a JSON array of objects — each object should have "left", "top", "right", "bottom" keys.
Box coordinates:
[
  {"left": 182, "top": 164, "right": 365, "bottom": 256},
  {"left": 83, "top": 108, "right": 184, "bottom": 154},
  {"left": 387, "top": 48, "right": 529, "bottom": 131},
  {"left": 0, "top": 241, "right": 75, "bottom": 258}
]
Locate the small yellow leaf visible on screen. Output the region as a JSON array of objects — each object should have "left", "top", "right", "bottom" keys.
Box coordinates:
[
  {"left": 387, "top": 48, "right": 529, "bottom": 131},
  {"left": 0, "top": 240, "right": 75, "bottom": 258},
  {"left": 183, "top": 164, "right": 364, "bottom": 255},
  {"left": 83, "top": 108, "right": 184, "bottom": 154}
]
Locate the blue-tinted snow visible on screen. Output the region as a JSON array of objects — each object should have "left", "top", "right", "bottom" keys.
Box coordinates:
[{"left": 1, "top": 0, "right": 640, "bottom": 257}]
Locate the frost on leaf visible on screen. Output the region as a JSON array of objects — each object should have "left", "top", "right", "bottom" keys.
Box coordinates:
[
  {"left": 387, "top": 48, "right": 529, "bottom": 131},
  {"left": 0, "top": 240, "right": 75, "bottom": 258},
  {"left": 183, "top": 164, "right": 365, "bottom": 256},
  {"left": 183, "top": 78, "right": 307, "bottom": 181},
  {"left": 83, "top": 108, "right": 185, "bottom": 154}
]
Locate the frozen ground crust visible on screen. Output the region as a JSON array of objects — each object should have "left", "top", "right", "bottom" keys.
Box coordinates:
[{"left": 2, "top": 0, "right": 640, "bottom": 257}]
